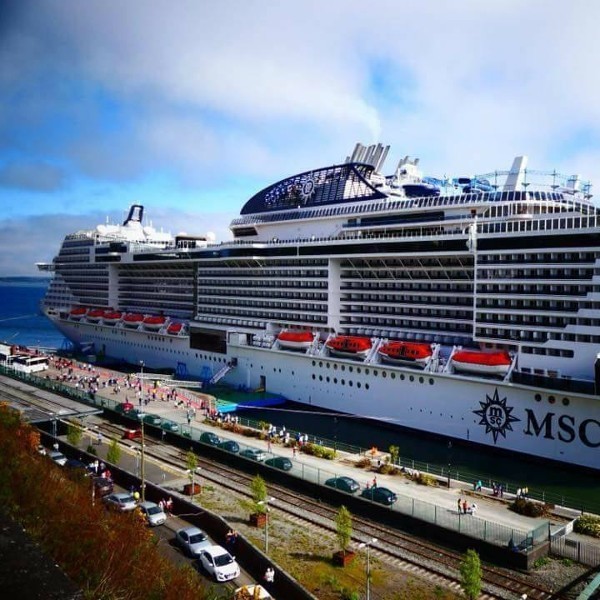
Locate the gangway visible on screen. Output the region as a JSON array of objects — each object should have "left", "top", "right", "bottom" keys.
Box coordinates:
[{"left": 209, "top": 363, "right": 234, "bottom": 385}]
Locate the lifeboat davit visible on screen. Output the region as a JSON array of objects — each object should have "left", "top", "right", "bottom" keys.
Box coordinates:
[
  {"left": 143, "top": 315, "right": 166, "bottom": 331},
  {"left": 277, "top": 330, "right": 314, "bottom": 350},
  {"left": 325, "top": 336, "right": 372, "bottom": 359},
  {"left": 86, "top": 309, "right": 106, "bottom": 323},
  {"left": 102, "top": 311, "right": 122, "bottom": 325},
  {"left": 70, "top": 307, "right": 87, "bottom": 320},
  {"left": 166, "top": 322, "right": 184, "bottom": 335},
  {"left": 451, "top": 350, "right": 512, "bottom": 377},
  {"left": 123, "top": 313, "right": 144, "bottom": 328},
  {"left": 378, "top": 341, "right": 432, "bottom": 368}
]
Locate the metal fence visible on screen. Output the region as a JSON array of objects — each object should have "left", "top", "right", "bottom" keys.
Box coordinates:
[{"left": 550, "top": 537, "right": 600, "bottom": 567}]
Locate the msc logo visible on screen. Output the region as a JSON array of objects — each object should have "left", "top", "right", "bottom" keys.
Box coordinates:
[
  {"left": 474, "top": 388, "right": 600, "bottom": 448},
  {"left": 473, "top": 389, "right": 520, "bottom": 443}
]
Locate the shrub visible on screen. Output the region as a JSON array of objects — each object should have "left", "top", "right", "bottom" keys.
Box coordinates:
[
  {"left": 355, "top": 457, "right": 372, "bottom": 469},
  {"left": 302, "top": 443, "right": 335, "bottom": 460},
  {"left": 377, "top": 463, "right": 399, "bottom": 475},
  {"left": 510, "top": 497, "right": 550, "bottom": 518},
  {"left": 534, "top": 556, "right": 551, "bottom": 568},
  {"left": 574, "top": 514, "right": 600, "bottom": 538},
  {"left": 415, "top": 473, "right": 437, "bottom": 487}
]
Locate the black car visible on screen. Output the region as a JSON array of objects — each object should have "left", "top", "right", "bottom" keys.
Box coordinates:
[
  {"left": 265, "top": 456, "right": 293, "bottom": 471},
  {"left": 200, "top": 432, "right": 221, "bottom": 446},
  {"left": 218, "top": 440, "right": 240, "bottom": 453},
  {"left": 360, "top": 486, "right": 397, "bottom": 506},
  {"left": 325, "top": 476, "right": 360, "bottom": 494},
  {"left": 93, "top": 477, "right": 114, "bottom": 497}
]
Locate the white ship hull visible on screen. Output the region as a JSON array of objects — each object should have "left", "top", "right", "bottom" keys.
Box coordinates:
[{"left": 51, "top": 317, "right": 600, "bottom": 471}]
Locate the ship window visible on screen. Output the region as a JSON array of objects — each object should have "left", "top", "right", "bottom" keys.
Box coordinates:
[
  {"left": 409, "top": 375, "right": 414, "bottom": 382},
  {"left": 365, "top": 383, "right": 369, "bottom": 390},
  {"left": 548, "top": 396, "right": 556, "bottom": 404},
  {"left": 562, "top": 397, "right": 569, "bottom": 406}
]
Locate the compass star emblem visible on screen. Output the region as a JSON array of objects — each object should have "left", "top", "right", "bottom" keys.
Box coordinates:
[{"left": 473, "top": 388, "right": 520, "bottom": 444}]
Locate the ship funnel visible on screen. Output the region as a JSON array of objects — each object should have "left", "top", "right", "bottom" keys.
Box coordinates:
[{"left": 123, "top": 204, "right": 144, "bottom": 226}]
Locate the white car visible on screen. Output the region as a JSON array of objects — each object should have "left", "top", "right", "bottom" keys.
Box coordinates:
[
  {"left": 138, "top": 501, "right": 166, "bottom": 526},
  {"left": 199, "top": 545, "right": 240, "bottom": 582},
  {"left": 174, "top": 526, "right": 211, "bottom": 557},
  {"left": 48, "top": 450, "right": 67, "bottom": 466}
]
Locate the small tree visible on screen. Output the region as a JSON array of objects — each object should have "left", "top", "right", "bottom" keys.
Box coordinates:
[
  {"left": 250, "top": 474, "right": 267, "bottom": 514},
  {"left": 106, "top": 438, "right": 121, "bottom": 465},
  {"left": 335, "top": 505, "right": 353, "bottom": 555},
  {"left": 66, "top": 423, "right": 83, "bottom": 447},
  {"left": 186, "top": 449, "right": 198, "bottom": 481},
  {"left": 389, "top": 445, "right": 400, "bottom": 465},
  {"left": 460, "top": 548, "right": 482, "bottom": 600}
]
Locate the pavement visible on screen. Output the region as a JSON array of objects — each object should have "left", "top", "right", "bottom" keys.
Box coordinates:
[{"left": 41, "top": 357, "right": 576, "bottom": 542}]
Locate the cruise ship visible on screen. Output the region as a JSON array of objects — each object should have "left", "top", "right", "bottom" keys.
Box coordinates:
[{"left": 38, "top": 143, "right": 600, "bottom": 471}]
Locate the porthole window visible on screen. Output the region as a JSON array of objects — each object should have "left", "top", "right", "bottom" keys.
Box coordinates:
[
  {"left": 341, "top": 379, "right": 345, "bottom": 385},
  {"left": 409, "top": 375, "right": 414, "bottom": 382},
  {"left": 429, "top": 378, "right": 434, "bottom": 385},
  {"left": 562, "top": 397, "right": 569, "bottom": 406},
  {"left": 391, "top": 372, "right": 396, "bottom": 379},
  {"left": 349, "top": 380, "right": 353, "bottom": 387},
  {"left": 382, "top": 371, "right": 387, "bottom": 378},
  {"left": 334, "top": 364, "right": 338, "bottom": 370},
  {"left": 334, "top": 378, "right": 338, "bottom": 384},
  {"left": 365, "top": 369, "right": 370, "bottom": 375},
  {"left": 357, "top": 368, "right": 362, "bottom": 374},
  {"left": 341, "top": 365, "right": 346, "bottom": 372},
  {"left": 319, "top": 375, "right": 323, "bottom": 381},
  {"left": 357, "top": 382, "right": 362, "bottom": 388},
  {"left": 312, "top": 360, "right": 316, "bottom": 367},
  {"left": 419, "top": 377, "right": 424, "bottom": 384},
  {"left": 311, "top": 374, "right": 316, "bottom": 380},
  {"left": 365, "top": 383, "right": 370, "bottom": 390},
  {"left": 400, "top": 374, "right": 405, "bottom": 380},
  {"left": 549, "top": 396, "right": 556, "bottom": 404},
  {"left": 319, "top": 361, "right": 323, "bottom": 368},
  {"left": 374, "top": 371, "right": 378, "bottom": 377}
]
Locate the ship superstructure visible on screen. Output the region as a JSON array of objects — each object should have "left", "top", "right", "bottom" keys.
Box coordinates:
[{"left": 38, "top": 144, "right": 600, "bottom": 470}]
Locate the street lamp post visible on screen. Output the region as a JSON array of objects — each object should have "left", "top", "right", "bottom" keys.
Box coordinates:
[
  {"left": 140, "top": 361, "right": 146, "bottom": 502},
  {"left": 257, "top": 497, "right": 274, "bottom": 554},
  {"left": 358, "top": 538, "right": 377, "bottom": 600},
  {"left": 447, "top": 440, "right": 453, "bottom": 489}
]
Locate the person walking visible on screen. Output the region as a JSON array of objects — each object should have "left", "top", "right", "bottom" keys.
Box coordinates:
[
  {"left": 457, "top": 498, "right": 462, "bottom": 514},
  {"left": 264, "top": 567, "right": 274, "bottom": 583}
]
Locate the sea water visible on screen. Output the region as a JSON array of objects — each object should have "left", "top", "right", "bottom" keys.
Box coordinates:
[{"left": 0, "top": 278, "right": 65, "bottom": 350}]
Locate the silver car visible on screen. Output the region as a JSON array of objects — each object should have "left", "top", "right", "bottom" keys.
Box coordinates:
[
  {"left": 138, "top": 501, "right": 166, "bottom": 526},
  {"left": 48, "top": 450, "right": 67, "bottom": 466},
  {"left": 175, "top": 526, "right": 211, "bottom": 557},
  {"left": 103, "top": 492, "right": 137, "bottom": 512}
]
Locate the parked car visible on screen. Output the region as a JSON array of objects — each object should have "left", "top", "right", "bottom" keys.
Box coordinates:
[
  {"left": 239, "top": 448, "right": 267, "bottom": 462},
  {"left": 127, "top": 408, "right": 146, "bottom": 421},
  {"left": 325, "top": 476, "right": 360, "bottom": 494},
  {"left": 48, "top": 450, "right": 67, "bottom": 466},
  {"left": 198, "top": 545, "right": 240, "bottom": 582},
  {"left": 92, "top": 477, "right": 114, "bottom": 497},
  {"left": 359, "top": 486, "right": 398, "bottom": 506},
  {"left": 103, "top": 492, "right": 138, "bottom": 512},
  {"left": 265, "top": 456, "right": 293, "bottom": 471},
  {"left": 200, "top": 431, "right": 221, "bottom": 446},
  {"left": 161, "top": 421, "right": 179, "bottom": 432},
  {"left": 143, "top": 413, "right": 162, "bottom": 426},
  {"left": 138, "top": 501, "right": 166, "bottom": 526},
  {"left": 174, "top": 526, "right": 211, "bottom": 557},
  {"left": 218, "top": 440, "right": 240, "bottom": 453}
]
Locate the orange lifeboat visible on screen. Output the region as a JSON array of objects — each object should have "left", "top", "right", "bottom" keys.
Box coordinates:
[
  {"left": 325, "top": 335, "right": 372, "bottom": 359},
  {"left": 143, "top": 315, "right": 166, "bottom": 331},
  {"left": 378, "top": 341, "right": 432, "bottom": 368},
  {"left": 277, "top": 330, "right": 314, "bottom": 350},
  {"left": 451, "top": 350, "right": 512, "bottom": 377},
  {"left": 166, "top": 322, "right": 184, "bottom": 335},
  {"left": 86, "top": 308, "right": 106, "bottom": 322},
  {"left": 102, "top": 311, "right": 122, "bottom": 325},
  {"left": 69, "top": 307, "right": 87, "bottom": 320},
  {"left": 123, "top": 313, "right": 144, "bottom": 328}
]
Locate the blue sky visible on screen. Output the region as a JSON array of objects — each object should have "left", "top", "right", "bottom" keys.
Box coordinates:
[{"left": 1, "top": 0, "right": 599, "bottom": 275}]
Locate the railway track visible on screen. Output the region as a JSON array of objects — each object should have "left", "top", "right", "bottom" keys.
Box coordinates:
[{"left": 1, "top": 378, "right": 564, "bottom": 599}]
